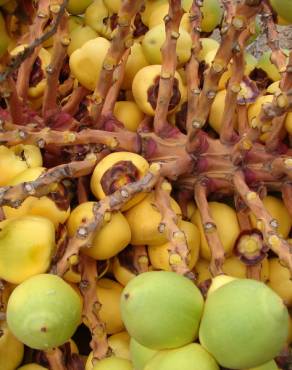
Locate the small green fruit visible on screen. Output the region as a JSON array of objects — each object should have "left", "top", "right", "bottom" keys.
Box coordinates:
[
  {"left": 7, "top": 274, "right": 82, "bottom": 350},
  {"left": 121, "top": 271, "right": 204, "bottom": 350},
  {"left": 199, "top": 279, "right": 289, "bottom": 369},
  {"left": 144, "top": 343, "right": 219, "bottom": 370},
  {"left": 130, "top": 337, "right": 158, "bottom": 370}
]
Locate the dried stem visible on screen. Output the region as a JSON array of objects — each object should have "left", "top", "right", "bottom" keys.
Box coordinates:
[
  {"left": 56, "top": 164, "right": 161, "bottom": 276},
  {"left": 45, "top": 348, "right": 66, "bottom": 370},
  {"left": 233, "top": 171, "right": 292, "bottom": 274},
  {"left": 282, "top": 183, "right": 292, "bottom": 218},
  {"left": 221, "top": 0, "right": 236, "bottom": 30},
  {"left": 0, "top": 76, "right": 24, "bottom": 125},
  {"left": 79, "top": 254, "right": 109, "bottom": 363},
  {"left": 89, "top": 0, "right": 143, "bottom": 125},
  {"left": 155, "top": 177, "right": 192, "bottom": 277},
  {"left": 62, "top": 86, "right": 89, "bottom": 116},
  {"left": 194, "top": 180, "right": 225, "bottom": 276},
  {"left": 132, "top": 245, "right": 149, "bottom": 273},
  {"left": 153, "top": 0, "right": 183, "bottom": 136}
]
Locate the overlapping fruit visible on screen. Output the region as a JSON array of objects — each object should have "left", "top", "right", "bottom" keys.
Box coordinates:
[{"left": 0, "top": 0, "right": 291, "bottom": 369}]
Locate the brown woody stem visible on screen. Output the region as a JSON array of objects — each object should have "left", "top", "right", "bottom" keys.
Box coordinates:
[
  {"left": 44, "top": 348, "right": 66, "bottom": 370},
  {"left": 132, "top": 245, "right": 149, "bottom": 273}
]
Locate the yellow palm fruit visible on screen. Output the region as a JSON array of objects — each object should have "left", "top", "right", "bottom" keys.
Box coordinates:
[
  {"left": 0, "top": 10, "right": 11, "bottom": 57},
  {"left": 207, "top": 275, "right": 237, "bottom": 296},
  {"left": 17, "top": 365, "right": 47, "bottom": 370},
  {"left": 67, "top": 0, "right": 93, "bottom": 15},
  {"left": 67, "top": 202, "right": 131, "bottom": 259},
  {"left": 148, "top": 220, "right": 200, "bottom": 271},
  {"left": 148, "top": 3, "right": 190, "bottom": 31},
  {"left": 249, "top": 196, "right": 291, "bottom": 238},
  {"left": 193, "top": 259, "right": 211, "bottom": 284},
  {"left": 87, "top": 357, "right": 132, "bottom": 370},
  {"left": 69, "top": 37, "right": 110, "bottom": 90},
  {"left": 84, "top": 0, "right": 113, "bottom": 39},
  {"left": 248, "top": 95, "right": 273, "bottom": 129},
  {"left": 114, "top": 101, "right": 144, "bottom": 132},
  {"left": 209, "top": 90, "right": 228, "bottom": 133},
  {"left": 68, "top": 15, "right": 84, "bottom": 32},
  {"left": 223, "top": 256, "right": 269, "bottom": 282},
  {"left": 0, "top": 144, "right": 42, "bottom": 186},
  {"left": 103, "top": 0, "right": 121, "bottom": 13},
  {"left": 132, "top": 65, "right": 184, "bottom": 116},
  {"left": 191, "top": 202, "right": 240, "bottom": 260},
  {"left": 68, "top": 25, "right": 98, "bottom": 56},
  {"left": 268, "top": 258, "right": 292, "bottom": 307},
  {"left": 141, "top": 0, "right": 168, "bottom": 27},
  {"left": 198, "top": 38, "right": 219, "bottom": 62},
  {"left": 256, "top": 50, "right": 289, "bottom": 82},
  {"left": 0, "top": 321, "right": 24, "bottom": 370},
  {"left": 0, "top": 216, "right": 55, "bottom": 284},
  {"left": 3, "top": 167, "right": 70, "bottom": 228},
  {"left": 266, "top": 81, "right": 280, "bottom": 94},
  {"left": 125, "top": 192, "right": 182, "bottom": 246},
  {"left": 90, "top": 152, "right": 149, "bottom": 210},
  {"left": 121, "top": 43, "right": 149, "bottom": 90},
  {"left": 96, "top": 278, "right": 124, "bottom": 334},
  {"left": 112, "top": 256, "right": 137, "bottom": 286}
]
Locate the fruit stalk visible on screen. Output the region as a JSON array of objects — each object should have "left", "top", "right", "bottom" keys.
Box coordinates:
[{"left": 44, "top": 347, "right": 67, "bottom": 370}]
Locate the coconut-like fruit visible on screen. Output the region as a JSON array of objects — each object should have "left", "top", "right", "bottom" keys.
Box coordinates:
[
  {"left": 144, "top": 343, "right": 219, "bottom": 370},
  {"left": 0, "top": 320, "right": 24, "bottom": 370},
  {"left": 7, "top": 274, "right": 82, "bottom": 350},
  {"left": 130, "top": 337, "right": 158, "bottom": 370},
  {"left": 121, "top": 271, "right": 204, "bottom": 350},
  {"left": 199, "top": 279, "right": 289, "bottom": 369}
]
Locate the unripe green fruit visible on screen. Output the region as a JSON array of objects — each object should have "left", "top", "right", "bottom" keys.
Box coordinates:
[
  {"left": 7, "top": 274, "right": 82, "bottom": 350},
  {"left": 142, "top": 24, "right": 191, "bottom": 66},
  {"left": 144, "top": 343, "right": 219, "bottom": 370},
  {"left": 245, "top": 360, "right": 279, "bottom": 370},
  {"left": 199, "top": 279, "right": 289, "bottom": 369},
  {"left": 121, "top": 271, "right": 204, "bottom": 350},
  {"left": 67, "top": 0, "right": 93, "bottom": 15},
  {"left": 256, "top": 50, "right": 289, "bottom": 82},
  {"left": 270, "top": 0, "right": 292, "bottom": 24},
  {"left": 130, "top": 337, "right": 158, "bottom": 370},
  {"left": 92, "top": 357, "right": 133, "bottom": 370}
]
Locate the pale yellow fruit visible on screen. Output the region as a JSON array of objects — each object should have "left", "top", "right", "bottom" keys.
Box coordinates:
[
  {"left": 112, "top": 256, "right": 137, "bottom": 286},
  {"left": 0, "top": 321, "right": 24, "bottom": 370},
  {"left": 67, "top": 202, "right": 131, "bottom": 260},
  {"left": 207, "top": 275, "right": 237, "bottom": 296},
  {"left": 125, "top": 192, "right": 182, "bottom": 246},
  {"left": 193, "top": 259, "right": 211, "bottom": 284},
  {"left": 90, "top": 152, "right": 149, "bottom": 210},
  {"left": 92, "top": 357, "right": 133, "bottom": 370},
  {"left": 114, "top": 101, "right": 144, "bottom": 132},
  {"left": 249, "top": 196, "right": 291, "bottom": 238},
  {"left": 148, "top": 220, "right": 200, "bottom": 271},
  {"left": 268, "top": 258, "right": 292, "bottom": 307},
  {"left": 248, "top": 95, "right": 273, "bottom": 129},
  {"left": 3, "top": 167, "right": 70, "bottom": 229},
  {"left": 122, "top": 43, "right": 149, "bottom": 90},
  {"left": 148, "top": 3, "right": 190, "bottom": 31},
  {"left": 198, "top": 38, "right": 219, "bottom": 62},
  {"left": 132, "top": 64, "right": 184, "bottom": 116},
  {"left": 191, "top": 202, "right": 240, "bottom": 260},
  {"left": 103, "top": 0, "right": 121, "bottom": 13},
  {"left": 84, "top": 0, "right": 112, "bottom": 39},
  {"left": 0, "top": 216, "right": 55, "bottom": 284},
  {"left": 257, "top": 50, "right": 288, "bottom": 82},
  {"left": 67, "top": 0, "right": 93, "bottom": 15},
  {"left": 68, "top": 15, "right": 84, "bottom": 32},
  {"left": 223, "top": 256, "right": 270, "bottom": 282},
  {"left": 96, "top": 278, "right": 124, "bottom": 334},
  {"left": 69, "top": 37, "right": 110, "bottom": 90},
  {"left": 209, "top": 90, "right": 227, "bottom": 133},
  {"left": 0, "top": 144, "right": 42, "bottom": 186},
  {"left": 266, "top": 81, "right": 280, "bottom": 94},
  {"left": 109, "top": 331, "right": 131, "bottom": 359},
  {"left": 141, "top": 0, "right": 168, "bottom": 27},
  {"left": 68, "top": 25, "right": 98, "bottom": 56},
  {"left": 17, "top": 365, "right": 48, "bottom": 370}
]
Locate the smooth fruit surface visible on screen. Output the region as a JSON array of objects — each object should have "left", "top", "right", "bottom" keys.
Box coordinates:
[
  {"left": 130, "top": 337, "right": 158, "bottom": 370},
  {"left": 270, "top": 0, "right": 292, "bottom": 24},
  {"left": 245, "top": 359, "right": 279, "bottom": 370},
  {"left": 199, "top": 279, "right": 289, "bottom": 369},
  {"left": 121, "top": 271, "right": 204, "bottom": 350},
  {"left": 0, "top": 320, "right": 24, "bottom": 370},
  {"left": 7, "top": 274, "right": 82, "bottom": 350},
  {"left": 268, "top": 258, "right": 292, "bottom": 307},
  {"left": 91, "top": 357, "right": 133, "bottom": 370}
]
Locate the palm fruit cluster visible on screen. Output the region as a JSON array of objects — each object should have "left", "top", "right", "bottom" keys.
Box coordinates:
[{"left": 0, "top": 0, "right": 291, "bottom": 369}]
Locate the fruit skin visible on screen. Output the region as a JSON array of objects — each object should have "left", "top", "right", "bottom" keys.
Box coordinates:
[
  {"left": 67, "top": 202, "right": 131, "bottom": 259},
  {"left": 17, "top": 365, "right": 48, "bottom": 370},
  {"left": 103, "top": 0, "right": 121, "bottom": 13},
  {"left": 3, "top": 167, "right": 70, "bottom": 229},
  {"left": 130, "top": 337, "right": 158, "bottom": 370},
  {"left": 121, "top": 271, "right": 204, "bottom": 350},
  {"left": 90, "top": 357, "right": 133, "bottom": 370},
  {"left": 68, "top": 25, "right": 98, "bottom": 56},
  {"left": 268, "top": 258, "right": 292, "bottom": 307},
  {"left": 84, "top": 0, "right": 112, "bottom": 39},
  {"left": 270, "top": 0, "right": 292, "bottom": 24},
  {"left": 0, "top": 321, "right": 24, "bottom": 370},
  {"left": 209, "top": 90, "right": 229, "bottom": 133},
  {"left": 148, "top": 220, "right": 200, "bottom": 271},
  {"left": 144, "top": 343, "right": 219, "bottom": 370},
  {"left": 142, "top": 24, "right": 191, "bottom": 66},
  {"left": 256, "top": 50, "right": 288, "bottom": 81},
  {"left": 141, "top": 0, "right": 168, "bottom": 27},
  {"left": 199, "top": 279, "right": 289, "bottom": 369},
  {"left": 114, "top": 101, "right": 144, "bottom": 132},
  {"left": 97, "top": 278, "right": 125, "bottom": 334},
  {"left": 67, "top": 0, "right": 93, "bottom": 15},
  {"left": 207, "top": 275, "right": 236, "bottom": 296},
  {"left": 90, "top": 151, "right": 149, "bottom": 211},
  {"left": 69, "top": 37, "right": 110, "bottom": 90},
  {"left": 125, "top": 192, "right": 182, "bottom": 246},
  {"left": 132, "top": 64, "right": 185, "bottom": 116},
  {"left": 0, "top": 10, "right": 11, "bottom": 57},
  {"left": 191, "top": 202, "right": 240, "bottom": 260},
  {"left": 112, "top": 256, "right": 136, "bottom": 286},
  {"left": 245, "top": 359, "right": 279, "bottom": 370},
  {"left": 0, "top": 216, "right": 55, "bottom": 284},
  {"left": 7, "top": 274, "right": 82, "bottom": 350}
]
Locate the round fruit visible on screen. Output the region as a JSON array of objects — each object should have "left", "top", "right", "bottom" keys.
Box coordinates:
[
  {"left": 0, "top": 216, "right": 55, "bottom": 284},
  {"left": 84, "top": 0, "right": 112, "bottom": 38},
  {"left": 108, "top": 331, "right": 131, "bottom": 359},
  {"left": 68, "top": 25, "right": 98, "bottom": 56},
  {"left": 207, "top": 275, "right": 237, "bottom": 296},
  {"left": 245, "top": 359, "right": 279, "bottom": 370},
  {"left": 191, "top": 202, "right": 240, "bottom": 260},
  {"left": 112, "top": 255, "right": 137, "bottom": 286},
  {"left": 148, "top": 220, "right": 200, "bottom": 271},
  {"left": 0, "top": 321, "right": 24, "bottom": 370},
  {"left": 114, "top": 101, "right": 144, "bottom": 132},
  {"left": 17, "top": 365, "right": 48, "bottom": 370},
  {"left": 268, "top": 258, "right": 292, "bottom": 307},
  {"left": 121, "top": 271, "right": 204, "bottom": 350},
  {"left": 270, "top": 0, "right": 292, "bottom": 24},
  {"left": 67, "top": 0, "right": 93, "bottom": 15},
  {"left": 7, "top": 274, "right": 82, "bottom": 350},
  {"left": 199, "top": 279, "right": 289, "bottom": 369},
  {"left": 144, "top": 343, "right": 219, "bottom": 370},
  {"left": 130, "top": 337, "right": 158, "bottom": 370},
  {"left": 256, "top": 50, "right": 288, "bottom": 82},
  {"left": 89, "top": 357, "right": 133, "bottom": 370}
]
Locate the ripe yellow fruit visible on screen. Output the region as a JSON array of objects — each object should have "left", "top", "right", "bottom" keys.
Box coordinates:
[
  {"left": 141, "top": 0, "right": 168, "bottom": 27},
  {"left": 207, "top": 275, "right": 237, "bottom": 296},
  {"left": 68, "top": 25, "right": 98, "bottom": 56},
  {"left": 112, "top": 256, "right": 137, "bottom": 286},
  {"left": 87, "top": 357, "right": 133, "bottom": 370},
  {"left": 0, "top": 321, "right": 24, "bottom": 370},
  {"left": 114, "top": 101, "right": 144, "bottom": 132},
  {"left": 198, "top": 38, "right": 219, "bottom": 62},
  {"left": 96, "top": 278, "right": 125, "bottom": 334},
  {"left": 268, "top": 258, "right": 292, "bottom": 307},
  {"left": 256, "top": 50, "right": 288, "bottom": 81},
  {"left": 17, "top": 365, "right": 48, "bottom": 370},
  {"left": 69, "top": 37, "right": 110, "bottom": 90},
  {"left": 191, "top": 202, "right": 240, "bottom": 260},
  {"left": 67, "top": 202, "right": 131, "bottom": 260},
  {"left": 270, "top": 0, "right": 292, "bottom": 24},
  {"left": 103, "top": 0, "right": 121, "bottom": 13},
  {"left": 148, "top": 220, "right": 200, "bottom": 271},
  {"left": 66, "top": 0, "right": 93, "bottom": 15},
  {"left": 90, "top": 152, "right": 149, "bottom": 210},
  {"left": 125, "top": 192, "right": 182, "bottom": 246},
  {"left": 84, "top": 0, "right": 112, "bottom": 39},
  {"left": 209, "top": 90, "right": 228, "bottom": 133},
  {"left": 0, "top": 216, "right": 55, "bottom": 284}
]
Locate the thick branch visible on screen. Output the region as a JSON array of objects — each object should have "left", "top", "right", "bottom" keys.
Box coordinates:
[{"left": 45, "top": 348, "right": 66, "bottom": 370}]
